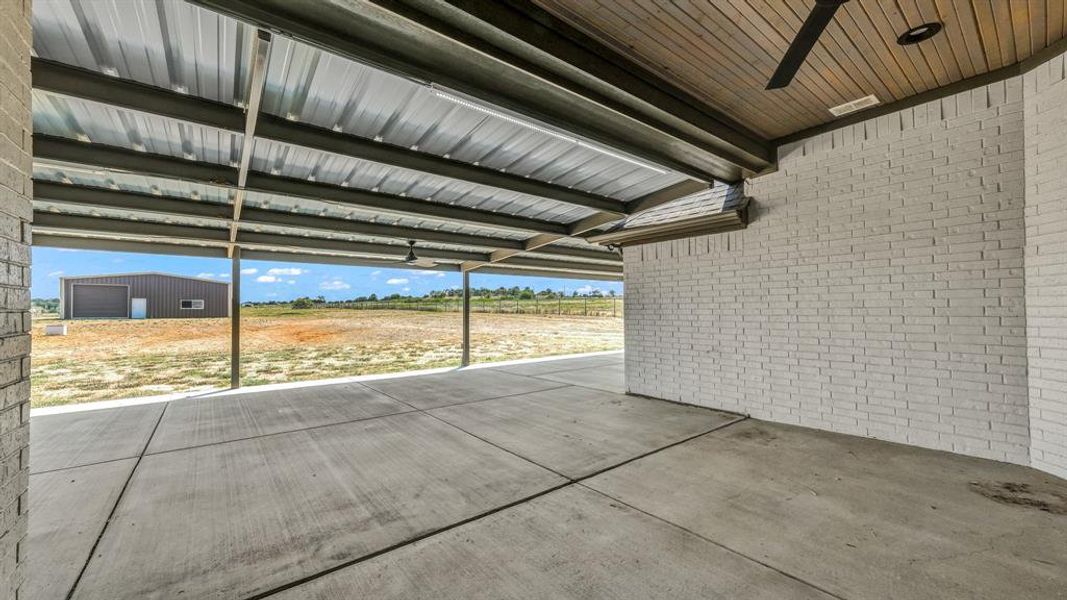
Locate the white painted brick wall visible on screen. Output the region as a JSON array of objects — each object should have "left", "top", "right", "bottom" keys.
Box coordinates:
[
  {"left": 1024, "top": 50, "right": 1067, "bottom": 479},
  {"left": 626, "top": 76, "right": 1033, "bottom": 465},
  {"left": 0, "top": 0, "right": 31, "bottom": 596}
]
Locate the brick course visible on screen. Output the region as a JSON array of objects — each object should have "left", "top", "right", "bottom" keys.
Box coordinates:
[
  {"left": 1024, "top": 50, "right": 1067, "bottom": 479},
  {"left": 626, "top": 75, "right": 1034, "bottom": 465},
  {"left": 0, "top": 0, "right": 31, "bottom": 596}
]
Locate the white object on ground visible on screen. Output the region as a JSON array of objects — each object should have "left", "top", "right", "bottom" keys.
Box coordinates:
[{"left": 44, "top": 323, "right": 67, "bottom": 336}]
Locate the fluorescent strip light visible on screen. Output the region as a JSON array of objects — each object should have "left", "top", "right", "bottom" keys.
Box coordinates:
[
  {"left": 432, "top": 87, "right": 667, "bottom": 174},
  {"left": 575, "top": 140, "right": 666, "bottom": 173},
  {"left": 433, "top": 89, "right": 577, "bottom": 143}
]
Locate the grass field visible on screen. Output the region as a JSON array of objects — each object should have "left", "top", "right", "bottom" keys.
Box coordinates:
[{"left": 31, "top": 306, "right": 623, "bottom": 407}]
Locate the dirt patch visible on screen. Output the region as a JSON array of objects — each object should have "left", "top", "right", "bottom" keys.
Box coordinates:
[
  {"left": 969, "top": 481, "right": 1067, "bottom": 515},
  {"left": 31, "top": 308, "right": 622, "bottom": 407}
]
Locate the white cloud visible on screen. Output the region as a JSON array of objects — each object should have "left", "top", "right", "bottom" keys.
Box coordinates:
[
  {"left": 320, "top": 279, "right": 351, "bottom": 290},
  {"left": 196, "top": 272, "right": 216, "bottom": 278},
  {"left": 256, "top": 275, "right": 279, "bottom": 283},
  {"left": 402, "top": 287, "right": 411, "bottom": 292},
  {"left": 574, "top": 285, "right": 601, "bottom": 295},
  {"left": 417, "top": 270, "right": 445, "bottom": 278},
  {"left": 240, "top": 268, "right": 258, "bottom": 275},
  {"left": 287, "top": 280, "right": 296, "bottom": 285},
  {"left": 370, "top": 270, "right": 381, "bottom": 278},
  {"left": 268, "top": 267, "right": 305, "bottom": 276},
  {"left": 386, "top": 278, "right": 408, "bottom": 285},
  {"left": 48, "top": 270, "right": 64, "bottom": 277}
]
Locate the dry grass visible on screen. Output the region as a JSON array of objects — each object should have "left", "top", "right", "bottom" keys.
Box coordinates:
[{"left": 31, "top": 307, "right": 622, "bottom": 407}]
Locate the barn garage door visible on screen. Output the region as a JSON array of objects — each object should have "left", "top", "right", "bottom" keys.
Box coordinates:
[{"left": 72, "top": 284, "right": 128, "bottom": 318}]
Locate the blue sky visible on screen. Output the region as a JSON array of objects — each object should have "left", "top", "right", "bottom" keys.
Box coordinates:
[{"left": 32, "top": 247, "right": 623, "bottom": 301}]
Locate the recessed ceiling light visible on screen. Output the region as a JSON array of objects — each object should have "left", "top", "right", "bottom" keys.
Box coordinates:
[{"left": 897, "top": 22, "right": 942, "bottom": 45}]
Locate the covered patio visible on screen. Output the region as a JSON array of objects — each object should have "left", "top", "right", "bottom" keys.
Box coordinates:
[
  {"left": 28, "top": 353, "right": 1067, "bottom": 599},
  {"left": 4, "top": 0, "right": 1067, "bottom": 598}
]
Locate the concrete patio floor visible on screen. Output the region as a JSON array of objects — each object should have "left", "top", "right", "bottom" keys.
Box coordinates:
[{"left": 28, "top": 353, "right": 1067, "bottom": 599}]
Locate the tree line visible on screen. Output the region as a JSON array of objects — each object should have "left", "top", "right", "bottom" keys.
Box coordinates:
[{"left": 247, "top": 286, "right": 618, "bottom": 309}]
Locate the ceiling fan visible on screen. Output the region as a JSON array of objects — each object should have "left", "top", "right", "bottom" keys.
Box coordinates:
[
  {"left": 766, "top": 0, "right": 848, "bottom": 90},
  {"left": 395, "top": 239, "right": 438, "bottom": 268}
]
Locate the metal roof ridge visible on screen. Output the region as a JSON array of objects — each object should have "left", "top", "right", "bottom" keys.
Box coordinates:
[{"left": 58, "top": 271, "right": 232, "bottom": 285}]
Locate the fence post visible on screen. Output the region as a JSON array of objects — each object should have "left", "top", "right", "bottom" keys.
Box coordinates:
[
  {"left": 558, "top": 295, "right": 561, "bottom": 315},
  {"left": 584, "top": 296, "right": 588, "bottom": 316},
  {"left": 613, "top": 297, "right": 616, "bottom": 317}
]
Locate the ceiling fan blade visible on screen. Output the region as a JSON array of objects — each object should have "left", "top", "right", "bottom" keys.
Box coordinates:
[
  {"left": 411, "top": 257, "right": 438, "bottom": 268},
  {"left": 766, "top": 0, "right": 848, "bottom": 90}
]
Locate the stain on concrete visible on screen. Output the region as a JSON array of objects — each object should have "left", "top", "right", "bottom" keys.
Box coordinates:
[
  {"left": 731, "top": 426, "right": 778, "bottom": 445},
  {"left": 969, "top": 481, "right": 1067, "bottom": 515}
]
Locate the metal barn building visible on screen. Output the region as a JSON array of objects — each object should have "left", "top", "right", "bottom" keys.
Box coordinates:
[{"left": 59, "top": 272, "right": 230, "bottom": 319}]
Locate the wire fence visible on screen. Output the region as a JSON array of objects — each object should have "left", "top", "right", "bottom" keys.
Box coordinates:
[{"left": 326, "top": 296, "right": 624, "bottom": 317}]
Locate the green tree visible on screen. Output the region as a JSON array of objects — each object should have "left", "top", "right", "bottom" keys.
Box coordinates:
[{"left": 291, "top": 297, "right": 315, "bottom": 309}]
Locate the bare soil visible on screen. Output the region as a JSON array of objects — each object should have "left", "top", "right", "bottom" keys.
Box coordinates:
[{"left": 31, "top": 308, "right": 622, "bottom": 407}]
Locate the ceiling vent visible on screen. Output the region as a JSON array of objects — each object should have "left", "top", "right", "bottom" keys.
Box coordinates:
[{"left": 829, "top": 94, "right": 880, "bottom": 117}]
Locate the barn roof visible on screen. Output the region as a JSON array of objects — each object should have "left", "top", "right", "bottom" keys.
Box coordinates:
[{"left": 60, "top": 272, "right": 231, "bottom": 285}]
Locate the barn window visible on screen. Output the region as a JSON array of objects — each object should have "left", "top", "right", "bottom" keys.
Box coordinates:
[{"left": 180, "top": 299, "right": 205, "bottom": 310}]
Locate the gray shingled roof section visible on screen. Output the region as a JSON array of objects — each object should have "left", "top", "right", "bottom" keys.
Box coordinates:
[{"left": 614, "top": 182, "right": 746, "bottom": 230}]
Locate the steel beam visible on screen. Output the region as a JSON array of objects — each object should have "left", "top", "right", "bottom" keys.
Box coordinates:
[
  {"left": 32, "top": 58, "right": 245, "bottom": 131},
  {"left": 34, "top": 136, "right": 570, "bottom": 235},
  {"left": 257, "top": 116, "right": 626, "bottom": 216},
  {"left": 499, "top": 255, "right": 621, "bottom": 275},
  {"left": 32, "top": 231, "right": 621, "bottom": 279},
  {"left": 34, "top": 181, "right": 232, "bottom": 220},
  {"left": 383, "top": 0, "right": 771, "bottom": 172},
  {"left": 34, "top": 213, "right": 231, "bottom": 242},
  {"left": 34, "top": 180, "right": 621, "bottom": 263},
  {"left": 31, "top": 57, "right": 627, "bottom": 216},
  {"left": 33, "top": 210, "right": 623, "bottom": 273},
  {"left": 460, "top": 208, "right": 623, "bottom": 273},
  {"left": 190, "top": 0, "right": 770, "bottom": 181},
  {"left": 33, "top": 181, "right": 519, "bottom": 251},
  {"left": 32, "top": 234, "right": 229, "bottom": 258},
  {"left": 476, "top": 265, "right": 622, "bottom": 281},
  {"left": 34, "top": 136, "right": 238, "bottom": 185},
  {"left": 229, "top": 30, "right": 273, "bottom": 256},
  {"left": 32, "top": 212, "right": 619, "bottom": 274},
  {"left": 32, "top": 212, "right": 486, "bottom": 262},
  {"left": 238, "top": 249, "right": 460, "bottom": 271}
]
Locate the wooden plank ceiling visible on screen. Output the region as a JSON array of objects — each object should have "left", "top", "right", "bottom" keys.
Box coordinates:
[{"left": 533, "top": 0, "right": 1066, "bottom": 140}]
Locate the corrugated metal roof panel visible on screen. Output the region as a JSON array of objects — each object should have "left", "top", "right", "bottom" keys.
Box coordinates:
[
  {"left": 32, "top": 0, "right": 255, "bottom": 106},
  {"left": 263, "top": 36, "right": 687, "bottom": 202},
  {"left": 34, "top": 160, "right": 234, "bottom": 203},
  {"left": 621, "top": 182, "right": 745, "bottom": 229},
  {"left": 32, "top": 163, "right": 536, "bottom": 243},
  {"left": 250, "top": 138, "right": 596, "bottom": 224},
  {"left": 33, "top": 200, "right": 227, "bottom": 230},
  {"left": 241, "top": 190, "right": 529, "bottom": 241},
  {"left": 34, "top": 91, "right": 243, "bottom": 164}
]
